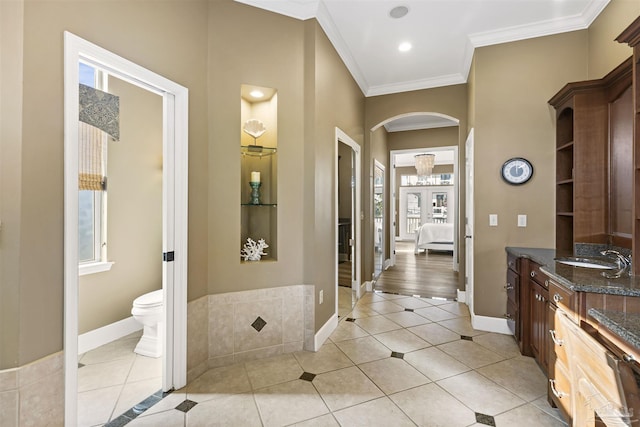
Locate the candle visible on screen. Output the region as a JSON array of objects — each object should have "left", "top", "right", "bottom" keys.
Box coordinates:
[{"left": 251, "top": 171, "right": 260, "bottom": 183}]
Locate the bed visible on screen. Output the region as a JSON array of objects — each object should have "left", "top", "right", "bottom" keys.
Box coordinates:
[{"left": 414, "top": 222, "right": 454, "bottom": 254}]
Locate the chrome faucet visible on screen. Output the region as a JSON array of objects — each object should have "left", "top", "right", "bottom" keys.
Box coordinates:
[{"left": 600, "top": 250, "right": 632, "bottom": 278}]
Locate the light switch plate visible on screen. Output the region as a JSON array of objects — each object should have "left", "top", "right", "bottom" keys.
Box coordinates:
[
  {"left": 489, "top": 214, "right": 498, "bottom": 226},
  {"left": 518, "top": 215, "right": 527, "bottom": 227}
]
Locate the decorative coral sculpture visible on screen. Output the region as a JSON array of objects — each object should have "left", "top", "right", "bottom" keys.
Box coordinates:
[
  {"left": 241, "top": 238, "right": 269, "bottom": 261},
  {"left": 243, "top": 119, "right": 267, "bottom": 142}
]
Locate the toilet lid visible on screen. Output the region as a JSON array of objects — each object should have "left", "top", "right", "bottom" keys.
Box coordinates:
[{"left": 133, "top": 289, "right": 163, "bottom": 307}]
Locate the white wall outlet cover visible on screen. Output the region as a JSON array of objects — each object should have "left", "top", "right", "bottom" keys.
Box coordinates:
[
  {"left": 517, "top": 215, "right": 527, "bottom": 227},
  {"left": 489, "top": 214, "right": 498, "bottom": 226},
  {"left": 319, "top": 290, "right": 323, "bottom": 304}
]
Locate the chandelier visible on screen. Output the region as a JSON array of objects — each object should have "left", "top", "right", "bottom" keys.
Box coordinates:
[{"left": 415, "top": 153, "right": 435, "bottom": 176}]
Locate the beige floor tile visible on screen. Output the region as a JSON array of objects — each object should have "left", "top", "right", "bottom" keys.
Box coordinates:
[
  {"left": 137, "top": 390, "right": 186, "bottom": 418},
  {"left": 437, "top": 371, "right": 525, "bottom": 416},
  {"left": 437, "top": 340, "right": 505, "bottom": 369},
  {"left": 358, "top": 292, "right": 387, "bottom": 304},
  {"left": 332, "top": 396, "right": 415, "bottom": 427},
  {"left": 77, "top": 357, "right": 133, "bottom": 392},
  {"left": 313, "top": 366, "right": 384, "bottom": 411},
  {"left": 244, "top": 353, "right": 304, "bottom": 390},
  {"left": 391, "top": 297, "right": 433, "bottom": 310},
  {"left": 329, "top": 321, "right": 370, "bottom": 343},
  {"left": 376, "top": 293, "right": 408, "bottom": 300},
  {"left": 354, "top": 315, "right": 402, "bottom": 335},
  {"left": 494, "top": 402, "right": 568, "bottom": 426},
  {"left": 334, "top": 336, "right": 391, "bottom": 364},
  {"left": 126, "top": 354, "right": 162, "bottom": 383},
  {"left": 291, "top": 413, "right": 340, "bottom": 426},
  {"left": 420, "top": 297, "right": 451, "bottom": 306},
  {"left": 473, "top": 332, "right": 521, "bottom": 359},
  {"left": 253, "top": 379, "right": 329, "bottom": 427},
  {"left": 530, "top": 395, "right": 568, "bottom": 424},
  {"left": 186, "top": 392, "right": 262, "bottom": 426},
  {"left": 348, "top": 304, "right": 380, "bottom": 318},
  {"left": 390, "top": 382, "right": 477, "bottom": 427},
  {"left": 438, "top": 302, "right": 471, "bottom": 316},
  {"left": 381, "top": 311, "right": 431, "bottom": 328},
  {"left": 403, "top": 346, "right": 471, "bottom": 381},
  {"left": 357, "top": 357, "right": 430, "bottom": 395},
  {"left": 112, "top": 377, "right": 163, "bottom": 418},
  {"left": 186, "top": 363, "right": 252, "bottom": 403},
  {"left": 365, "top": 300, "right": 406, "bottom": 314},
  {"left": 293, "top": 343, "right": 354, "bottom": 374},
  {"left": 407, "top": 322, "right": 461, "bottom": 345},
  {"left": 438, "top": 317, "right": 486, "bottom": 337},
  {"left": 77, "top": 384, "right": 121, "bottom": 427},
  {"left": 414, "top": 306, "right": 463, "bottom": 322},
  {"left": 79, "top": 333, "right": 140, "bottom": 365},
  {"left": 373, "top": 328, "right": 430, "bottom": 353},
  {"left": 477, "top": 356, "right": 548, "bottom": 402},
  {"left": 128, "top": 409, "right": 185, "bottom": 427}
]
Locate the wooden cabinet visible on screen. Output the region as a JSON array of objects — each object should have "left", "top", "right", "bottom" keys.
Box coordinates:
[
  {"left": 528, "top": 261, "right": 550, "bottom": 374},
  {"left": 617, "top": 16, "right": 640, "bottom": 276},
  {"left": 506, "top": 253, "right": 519, "bottom": 339}
]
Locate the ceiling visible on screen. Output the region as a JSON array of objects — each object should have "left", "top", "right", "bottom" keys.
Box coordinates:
[{"left": 235, "top": 0, "right": 608, "bottom": 130}]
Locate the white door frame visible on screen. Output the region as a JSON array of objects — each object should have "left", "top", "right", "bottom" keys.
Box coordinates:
[
  {"left": 465, "top": 129, "right": 475, "bottom": 315},
  {"left": 335, "top": 128, "right": 361, "bottom": 314},
  {"left": 389, "top": 146, "right": 459, "bottom": 271},
  {"left": 373, "top": 159, "right": 385, "bottom": 277},
  {"left": 63, "top": 32, "right": 188, "bottom": 426}
]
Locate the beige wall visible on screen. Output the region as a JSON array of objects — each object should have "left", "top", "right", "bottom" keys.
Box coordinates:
[
  {"left": 304, "top": 20, "right": 365, "bottom": 330},
  {"left": 4, "top": 0, "right": 209, "bottom": 368},
  {"left": 0, "top": 0, "right": 24, "bottom": 369},
  {"left": 471, "top": 31, "right": 588, "bottom": 317},
  {"left": 78, "top": 77, "right": 163, "bottom": 334}
]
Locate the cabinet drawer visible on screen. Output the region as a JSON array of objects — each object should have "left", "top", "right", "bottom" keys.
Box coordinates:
[
  {"left": 549, "top": 305, "right": 570, "bottom": 364},
  {"left": 506, "top": 299, "right": 517, "bottom": 336},
  {"left": 549, "top": 359, "right": 572, "bottom": 423},
  {"left": 528, "top": 262, "right": 549, "bottom": 287},
  {"left": 507, "top": 253, "right": 520, "bottom": 273},
  {"left": 506, "top": 269, "right": 518, "bottom": 304},
  {"left": 548, "top": 279, "right": 575, "bottom": 316}
]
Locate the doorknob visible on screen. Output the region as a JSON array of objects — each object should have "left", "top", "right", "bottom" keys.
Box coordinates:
[{"left": 465, "top": 235, "right": 472, "bottom": 239}]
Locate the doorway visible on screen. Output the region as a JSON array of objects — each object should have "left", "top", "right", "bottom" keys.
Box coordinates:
[
  {"left": 335, "top": 128, "right": 361, "bottom": 317},
  {"left": 373, "top": 160, "right": 385, "bottom": 279},
  {"left": 63, "top": 33, "right": 188, "bottom": 426}
]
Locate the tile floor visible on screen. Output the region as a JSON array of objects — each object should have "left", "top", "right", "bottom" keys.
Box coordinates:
[
  {"left": 77, "top": 331, "right": 162, "bottom": 426},
  {"left": 112, "top": 292, "right": 568, "bottom": 427}
]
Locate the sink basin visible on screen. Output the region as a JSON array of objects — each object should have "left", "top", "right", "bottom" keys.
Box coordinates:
[{"left": 554, "top": 257, "right": 617, "bottom": 270}]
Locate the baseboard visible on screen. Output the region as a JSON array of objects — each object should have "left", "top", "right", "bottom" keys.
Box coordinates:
[
  {"left": 314, "top": 314, "right": 338, "bottom": 351},
  {"left": 383, "top": 258, "right": 392, "bottom": 270},
  {"left": 470, "top": 313, "right": 511, "bottom": 335},
  {"left": 78, "top": 316, "right": 142, "bottom": 354},
  {"left": 456, "top": 289, "right": 466, "bottom": 303},
  {"left": 364, "top": 280, "right": 373, "bottom": 292}
]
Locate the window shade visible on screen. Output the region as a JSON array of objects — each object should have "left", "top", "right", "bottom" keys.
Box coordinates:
[{"left": 78, "top": 121, "right": 106, "bottom": 191}]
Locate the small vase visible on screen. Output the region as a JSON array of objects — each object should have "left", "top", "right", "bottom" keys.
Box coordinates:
[{"left": 250, "top": 181, "right": 261, "bottom": 205}]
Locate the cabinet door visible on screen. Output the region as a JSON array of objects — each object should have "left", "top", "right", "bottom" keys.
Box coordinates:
[{"left": 530, "top": 281, "right": 549, "bottom": 374}]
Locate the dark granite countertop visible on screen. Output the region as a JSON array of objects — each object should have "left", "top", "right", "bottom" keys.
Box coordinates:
[
  {"left": 505, "top": 247, "right": 640, "bottom": 297},
  {"left": 588, "top": 309, "right": 640, "bottom": 350}
]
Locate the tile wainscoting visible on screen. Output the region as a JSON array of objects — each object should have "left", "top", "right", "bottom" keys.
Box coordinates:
[
  {"left": 0, "top": 352, "right": 64, "bottom": 427},
  {"left": 187, "top": 284, "right": 315, "bottom": 382}
]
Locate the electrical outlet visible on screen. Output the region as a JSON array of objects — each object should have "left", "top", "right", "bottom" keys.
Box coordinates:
[
  {"left": 518, "top": 215, "right": 527, "bottom": 227},
  {"left": 489, "top": 214, "right": 498, "bottom": 227},
  {"left": 319, "top": 290, "right": 324, "bottom": 304}
]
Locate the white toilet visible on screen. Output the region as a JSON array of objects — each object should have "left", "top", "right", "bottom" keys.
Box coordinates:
[{"left": 131, "top": 289, "right": 164, "bottom": 358}]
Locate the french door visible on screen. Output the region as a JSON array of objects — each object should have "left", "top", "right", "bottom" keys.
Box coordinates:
[{"left": 399, "top": 186, "right": 452, "bottom": 240}]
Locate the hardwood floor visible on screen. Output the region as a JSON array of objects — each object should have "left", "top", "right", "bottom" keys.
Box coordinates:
[{"left": 374, "top": 241, "right": 458, "bottom": 300}]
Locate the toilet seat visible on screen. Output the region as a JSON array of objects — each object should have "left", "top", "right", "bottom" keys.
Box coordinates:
[{"left": 133, "top": 289, "right": 163, "bottom": 308}]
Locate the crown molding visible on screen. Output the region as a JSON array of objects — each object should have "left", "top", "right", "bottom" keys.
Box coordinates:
[
  {"left": 234, "top": 0, "right": 319, "bottom": 20},
  {"left": 366, "top": 73, "right": 467, "bottom": 97}
]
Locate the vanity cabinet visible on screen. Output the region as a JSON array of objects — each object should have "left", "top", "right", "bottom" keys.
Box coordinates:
[{"left": 528, "top": 261, "right": 550, "bottom": 374}]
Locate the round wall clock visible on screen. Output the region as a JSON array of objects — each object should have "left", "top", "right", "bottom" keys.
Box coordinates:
[{"left": 501, "top": 157, "right": 534, "bottom": 185}]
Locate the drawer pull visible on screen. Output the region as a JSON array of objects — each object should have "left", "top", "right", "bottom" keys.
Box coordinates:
[
  {"left": 549, "top": 379, "right": 568, "bottom": 398},
  {"left": 504, "top": 313, "right": 512, "bottom": 319},
  {"left": 544, "top": 279, "right": 549, "bottom": 288},
  {"left": 549, "top": 330, "right": 564, "bottom": 346},
  {"left": 504, "top": 283, "right": 514, "bottom": 291},
  {"left": 530, "top": 271, "right": 536, "bottom": 278},
  {"left": 623, "top": 354, "right": 635, "bottom": 363},
  {"left": 553, "top": 293, "right": 563, "bottom": 303}
]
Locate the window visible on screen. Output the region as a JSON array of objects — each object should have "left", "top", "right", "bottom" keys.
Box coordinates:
[
  {"left": 78, "top": 62, "right": 112, "bottom": 275},
  {"left": 400, "top": 173, "right": 454, "bottom": 186}
]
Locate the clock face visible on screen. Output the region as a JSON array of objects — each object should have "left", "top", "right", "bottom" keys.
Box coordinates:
[{"left": 501, "top": 158, "right": 533, "bottom": 185}]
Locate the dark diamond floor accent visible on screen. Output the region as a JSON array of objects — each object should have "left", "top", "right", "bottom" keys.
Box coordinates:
[
  {"left": 345, "top": 318, "right": 356, "bottom": 322},
  {"left": 461, "top": 335, "right": 473, "bottom": 341},
  {"left": 175, "top": 399, "right": 198, "bottom": 413},
  {"left": 391, "top": 351, "right": 404, "bottom": 359},
  {"left": 78, "top": 363, "right": 85, "bottom": 368},
  {"left": 251, "top": 316, "right": 267, "bottom": 332},
  {"left": 475, "top": 412, "right": 496, "bottom": 426},
  {"left": 404, "top": 308, "right": 414, "bottom": 312},
  {"left": 300, "top": 372, "right": 316, "bottom": 381}
]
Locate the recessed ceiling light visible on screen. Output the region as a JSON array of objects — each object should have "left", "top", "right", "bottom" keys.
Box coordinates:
[
  {"left": 250, "top": 90, "right": 264, "bottom": 98},
  {"left": 398, "top": 42, "right": 412, "bottom": 52},
  {"left": 389, "top": 5, "right": 409, "bottom": 19}
]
